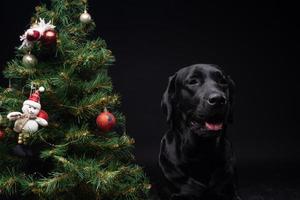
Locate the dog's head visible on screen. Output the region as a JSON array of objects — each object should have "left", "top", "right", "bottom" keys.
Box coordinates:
[{"left": 162, "top": 64, "right": 235, "bottom": 136}]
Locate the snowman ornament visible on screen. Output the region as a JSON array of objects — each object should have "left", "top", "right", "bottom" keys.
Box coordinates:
[{"left": 7, "top": 87, "right": 48, "bottom": 144}]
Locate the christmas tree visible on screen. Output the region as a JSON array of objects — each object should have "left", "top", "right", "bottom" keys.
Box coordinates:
[{"left": 0, "top": 0, "right": 150, "bottom": 199}]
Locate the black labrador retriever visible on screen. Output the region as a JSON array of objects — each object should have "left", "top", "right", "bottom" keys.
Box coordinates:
[{"left": 159, "top": 64, "right": 240, "bottom": 200}]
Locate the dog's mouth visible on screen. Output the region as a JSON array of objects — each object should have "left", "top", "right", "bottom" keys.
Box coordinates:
[
  {"left": 190, "top": 114, "right": 224, "bottom": 132},
  {"left": 204, "top": 121, "right": 223, "bottom": 131}
]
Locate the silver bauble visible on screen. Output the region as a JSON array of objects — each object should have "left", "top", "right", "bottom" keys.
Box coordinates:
[
  {"left": 22, "top": 54, "right": 38, "bottom": 67},
  {"left": 80, "top": 10, "right": 92, "bottom": 24}
]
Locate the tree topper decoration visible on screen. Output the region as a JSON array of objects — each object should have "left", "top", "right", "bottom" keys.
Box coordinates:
[{"left": 19, "top": 18, "right": 56, "bottom": 49}]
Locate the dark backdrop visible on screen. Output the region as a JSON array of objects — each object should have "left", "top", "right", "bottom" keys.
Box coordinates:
[{"left": 0, "top": 0, "right": 299, "bottom": 199}]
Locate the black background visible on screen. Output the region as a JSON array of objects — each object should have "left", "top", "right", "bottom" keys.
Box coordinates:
[{"left": 0, "top": 0, "right": 299, "bottom": 199}]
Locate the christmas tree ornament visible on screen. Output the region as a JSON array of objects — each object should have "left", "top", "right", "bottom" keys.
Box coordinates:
[
  {"left": 96, "top": 108, "right": 116, "bottom": 132},
  {"left": 41, "top": 30, "right": 57, "bottom": 46},
  {"left": 37, "top": 110, "right": 49, "bottom": 121},
  {"left": 22, "top": 53, "right": 38, "bottom": 67},
  {"left": 0, "top": 130, "right": 5, "bottom": 140},
  {"left": 80, "top": 10, "right": 92, "bottom": 24},
  {"left": 7, "top": 86, "right": 48, "bottom": 144},
  {"left": 18, "top": 133, "right": 30, "bottom": 144},
  {"left": 19, "top": 18, "right": 56, "bottom": 49},
  {"left": 26, "top": 29, "right": 41, "bottom": 41},
  {"left": 35, "top": 18, "right": 56, "bottom": 31}
]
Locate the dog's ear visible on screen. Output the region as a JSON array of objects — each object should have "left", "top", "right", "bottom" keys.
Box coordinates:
[
  {"left": 227, "top": 75, "right": 235, "bottom": 124},
  {"left": 161, "top": 74, "right": 177, "bottom": 123}
]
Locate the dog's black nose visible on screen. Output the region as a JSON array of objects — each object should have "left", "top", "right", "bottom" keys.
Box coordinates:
[{"left": 207, "top": 93, "right": 227, "bottom": 105}]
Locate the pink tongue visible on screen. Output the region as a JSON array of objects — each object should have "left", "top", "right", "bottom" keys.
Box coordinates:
[{"left": 205, "top": 122, "right": 223, "bottom": 131}]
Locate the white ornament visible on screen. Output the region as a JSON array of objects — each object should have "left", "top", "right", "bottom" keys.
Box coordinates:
[
  {"left": 80, "top": 10, "right": 92, "bottom": 24},
  {"left": 38, "top": 86, "right": 45, "bottom": 92},
  {"left": 35, "top": 18, "right": 56, "bottom": 32},
  {"left": 19, "top": 35, "right": 34, "bottom": 49},
  {"left": 22, "top": 53, "right": 38, "bottom": 67}
]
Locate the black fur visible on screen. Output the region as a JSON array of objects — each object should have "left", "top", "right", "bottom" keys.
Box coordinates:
[{"left": 159, "top": 64, "right": 241, "bottom": 200}]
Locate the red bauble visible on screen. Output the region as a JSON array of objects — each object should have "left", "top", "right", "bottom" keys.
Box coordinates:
[
  {"left": 37, "top": 110, "right": 49, "bottom": 121},
  {"left": 96, "top": 111, "right": 116, "bottom": 132},
  {"left": 0, "top": 130, "right": 5, "bottom": 140},
  {"left": 41, "top": 30, "right": 57, "bottom": 45},
  {"left": 27, "top": 29, "right": 41, "bottom": 41}
]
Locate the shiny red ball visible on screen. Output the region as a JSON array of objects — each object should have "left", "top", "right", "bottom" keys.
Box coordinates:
[
  {"left": 27, "top": 30, "right": 40, "bottom": 41},
  {"left": 0, "top": 130, "right": 5, "bottom": 140},
  {"left": 37, "top": 110, "right": 49, "bottom": 121},
  {"left": 41, "top": 30, "right": 57, "bottom": 45},
  {"left": 96, "top": 111, "right": 116, "bottom": 132}
]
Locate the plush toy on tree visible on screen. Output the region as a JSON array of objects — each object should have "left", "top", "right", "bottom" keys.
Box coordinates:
[{"left": 7, "top": 86, "right": 48, "bottom": 144}]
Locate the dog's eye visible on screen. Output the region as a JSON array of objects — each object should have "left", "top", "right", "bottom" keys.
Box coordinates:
[
  {"left": 215, "top": 73, "right": 227, "bottom": 85},
  {"left": 187, "top": 79, "right": 199, "bottom": 85},
  {"left": 218, "top": 77, "right": 227, "bottom": 85}
]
